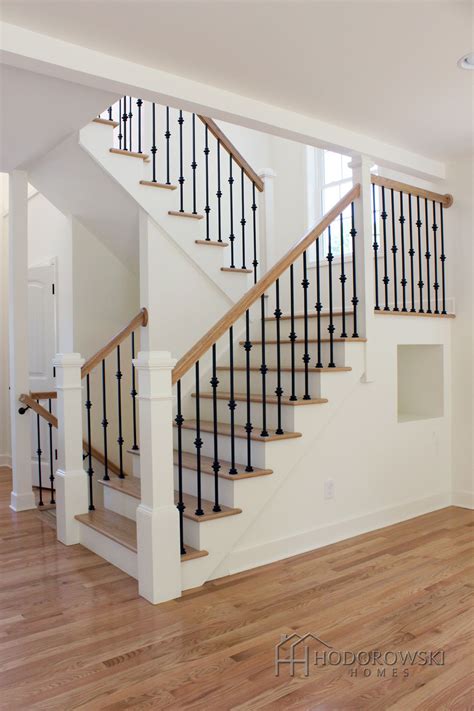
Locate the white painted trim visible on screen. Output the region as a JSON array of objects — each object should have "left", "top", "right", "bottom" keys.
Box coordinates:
[
  {"left": 2, "top": 186, "right": 39, "bottom": 218},
  {"left": 0, "top": 455, "right": 12, "bottom": 468},
  {"left": 77, "top": 522, "right": 138, "bottom": 579},
  {"left": 224, "top": 491, "right": 452, "bottom": 575},
  {"left": 0, "top": 22, "right": 445, "bottom": 180},
  {"left": 451, "top": 490, "right": 474, "bottom": 510}
]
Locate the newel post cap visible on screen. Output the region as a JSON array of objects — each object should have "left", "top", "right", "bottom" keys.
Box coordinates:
[
  {"left": 53, "top": 353, "right": 85, "bottom": 368},
  {"left": 258, "top": 168, "right": 277, "bottom": 180},
  {"left": 133, "top": 351, "right": 177, "bottom": 371}
]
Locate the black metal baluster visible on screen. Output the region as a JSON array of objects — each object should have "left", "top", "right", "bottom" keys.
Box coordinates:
[
  {"left": 175, "top": 381, "right": 186, "bottom": 554},
  {"left": 131, "top": 332, "right": 138, "bottom": 451},
  {"left": 315, "top": 237, "right": 323, "bottom": 368},
  {"left": 440, "top": 204, "right": 447, "bottom": 314},
  {"left": 339, "top": 211, "right": 347, "bottom": 337},
  {"left": 274, "top": 279, "right": 284, "bottom": 434},
  {"left": 116, "top": 345, "right": 124, "bottom": 478},
  {"left": 137, "top": 99, "right": 143, "bottom": 153},
  {"left": 228, "top": 327, "right": 237, "bottom": 474},
  {"left": 240, "top": 169, "right": 247, "bottom": 269},
  {"left": 390, "top": 189, "right": 399, "bottom": 311},
  {"left": 216, "top": 140, "right": 222, "bottom": 243},
  {"left": 48, "top": 399, "right": 55, "bottom": 504},
  {"left": 178, "top": 110, "right": 184, "bottom": 212},
  {"left": 408, "top": 194, "right": 416, "bottom": 312},
  {"left": 251, "top": 183, "right": 258, "bottom": 284},
  {"left": 210, "top": 344, "right": 221, "bottom": 511},
  {"left": 302, "top": 252, "right": 311, "bottom": 399},
  {"left": 101, "top": 359, "right": 109, "bottom": 481},
  {"left": 289, "top": 264, "right": 297, "bottom": 400},
  {"left": 191, "top": 114, "right": 197, "bottom": 215},
  {"left": 151, "top": 103, "right": 157, "bottom": 182},
  {"left": 194, "top": 362, "right": 204, "bottom": 515},
  {"left": 244, "top": 310, "right": 253, "bottom": 471},
  {"left": 128, "top": 97, "right": 133, "bottom": 152},
  {"left": 350, "top": 202, "right": 359, "bottom": 337},
  {"left": 424, "top": 198, "right": 432, "bottom": 313},
  {"left": 36, "top": 406, "right": 43, "bottom": 506},
  {"left": 85, "top": 376, "right": 94, "bottom": 510},
  {"left": 204, "top": 125, "right": 210, "bottom": 232},
  {"left": 327, "top": 225, "right": 335, "bottom": 367},
  {"left": 372, "top": 183, "right": 380, "bottom": 311},
  {"left": 416, "top": 196, "right": 424, "bottom": 312},
  {"left": 432, "top": 201, "right": 440, "bottom": 314},
  {"left": 122, "top": 96, "right": 128, "bottom": 151},
  {"left": 381, "top": 186, "right": 390, "bottom": 310},
  {"left": 399, "top": 192, "right": 407, "bottom": 312},
  {"left": 108, "top": 106, "right": 112, "bottom": 121},
  {"left": 165, "top": 106, "right": 171, "bottom": 185},
  {"left": 260, "top": 295, "right": 269, "bottom": 436},
  {"left": 118, "top": 98, "right": 123, "bottom": 149},
  {"left": 229, "top": 156, "right": 235, "bottom": 267}
]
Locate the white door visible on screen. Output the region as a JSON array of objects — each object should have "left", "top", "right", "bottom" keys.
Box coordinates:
[{"left": 28, "top": 263, "right": 56, "bottom": 392}]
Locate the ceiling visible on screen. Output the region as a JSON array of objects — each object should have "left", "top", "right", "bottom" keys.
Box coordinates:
[{"left": 1, "top": 0, "right": 472, "bottom": 162}]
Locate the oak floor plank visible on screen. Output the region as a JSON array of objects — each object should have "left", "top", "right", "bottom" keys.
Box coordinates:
[{"left": 0, "top": 466, "right": 472, "bottom": 709}]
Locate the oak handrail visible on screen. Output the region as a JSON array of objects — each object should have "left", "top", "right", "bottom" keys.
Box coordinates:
[
  {"left": 19, "top": 394, "right": 58, "bottom": 427},
  {"left": 371, "top": 175, "right": 453, "bottom": 208},
  {"left": 81, "top": 307, "right": 148, "bottom": 378},
  {"left": 30, "top": 390, "right": 57, "bottom": 400},
  {"left": 172, "top": 183, "right": 361, "bottom": 384},
  {"left": 198, "top": 116, "right": 264, "bottom": 192}
]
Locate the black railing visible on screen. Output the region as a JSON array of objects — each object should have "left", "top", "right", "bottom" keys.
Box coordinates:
[
  {"left": 18, "top": 395, "right": 57, "bottom": 507},
  {"left": 172, "top": 188, "right": 360, "bottom": 555},
  {"left": 99, "top": 100, "right": 262, "bottom": 279},
  {"left": 371, "top": 178, "right": 452, "bottom": 315}
]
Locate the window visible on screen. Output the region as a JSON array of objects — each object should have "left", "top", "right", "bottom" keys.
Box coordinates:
[{"left": 306, "top": 147, "right": 353, "bottom": 261}]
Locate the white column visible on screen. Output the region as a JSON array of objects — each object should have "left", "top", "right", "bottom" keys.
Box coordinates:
[
  {"left": 134, "top": 351, "right": 181, "bottom": 604},
  {"left": 349, "top": 156, "right": 376, "bottom": 382},
  {"left": 53, "top": 353, "right": 88, "bottom": 544},
  {"left": 258, "top": 169, "right": 277, "bottom": 274},
  {"left": 8, "top": 170, "right": 35, "bottom": 511}
]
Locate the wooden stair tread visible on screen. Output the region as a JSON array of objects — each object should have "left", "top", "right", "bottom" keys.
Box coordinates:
[
  {"left": 99, "top": 477, "right": 140, "bottom": 499},
  {"left": 217, "top": 365, "right": 352, "bottom": 373},
  {"left": 195, "top": 240, "right": 229, "bottom": 247},
  {"left": 175, "top": 450, "right": 272, "bottom": 480},
  {"left": 169, "top": 210, "right": 204, "bottom": 219},
  {"left": 109, "top": 148, "right": 149, "bottom": 160},
  {"left": 177, "top": 420, "right": 302, "bottom": 442},
  {"left": 139, "top": 180, "right": 177, "bottom": 190},
  {"left": 221, "top": 267, "right": 253, "bottom": 274},
  {"left": 93, "top": 117, "right": 119, "bottom": 128},
  {"left": 181, "top": 545, "right": 209, "bottom": 561},
  {"left": 177, "top": 493, "right": 242, "bottom": 522},
  {"left": 193, "top": 391, "right": 328, "bottom": 406},
  {"left": 75, "top": 509, "right": 137, "bottom": 552},
  {"left": 240, "top": 337, "right": 367, "bottom": 345},
  {"left": 374, "top": 310, "right": 455, "bottom": 319},
  {"left": 265, "top": 310, "right": 353, "bottom": 322}
]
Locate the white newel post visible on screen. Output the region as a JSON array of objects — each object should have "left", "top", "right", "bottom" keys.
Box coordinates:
[
  {"left": 8, "top": 170, "right": 35, "bottom": 511},
  {"left": 54, "top": 353, "right": 88, "bottom": 544},
  {"left": 349, "top": 156, "right": 376, "bottom": 382},
  {"left": 134, "top": 351, "right": 181, "bottom": 604},
  {"left": 258, "top": 169, "right": 277, "bottom": 273}
]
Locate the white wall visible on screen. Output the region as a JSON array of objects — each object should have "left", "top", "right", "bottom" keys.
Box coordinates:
[{"left": 0, "top": 174, "right": 11, "bottom": 466}]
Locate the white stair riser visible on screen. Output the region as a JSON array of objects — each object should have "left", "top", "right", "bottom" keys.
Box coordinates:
[
  {"left": 175, "top": 466, "right": 237, "bottom": 507},
  {"left": 215, "top": 368, "right": 324, "bottom": 397},
  {"left": 103, "top": 486, "right": 138, "bottom": 521},
  {"left": 176, "top": 428, "right": 270, "bottom": 468},
  {"left": 233, "top": 341, "right": 348, "bottom": 369},
  {"left": 183, "top": 512, "right": 243, "bottom": 552},
  {"left": 258, "top": 314, "right": 351, "bottom": 340},
  {"left": 195, "top": 395, "right": 305, "bottom": 432},
  {"left": 77, "top": 522, "right": 138, "bottom": 579}
]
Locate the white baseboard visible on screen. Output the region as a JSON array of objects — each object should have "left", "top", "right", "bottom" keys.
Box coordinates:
[
  {"left": 224, "top": 491, "right": 452, "bottom": 576},
  {"left": 451, "top": 490, "right": 474, "bottom": 510},
  {"left": 0, "top": 454, "right": 12, "bottom": 468}
]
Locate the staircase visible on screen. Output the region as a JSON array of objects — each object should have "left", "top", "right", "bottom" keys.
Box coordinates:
[{"left": 19, "top": 96, "right": 455, "bottom": 604}]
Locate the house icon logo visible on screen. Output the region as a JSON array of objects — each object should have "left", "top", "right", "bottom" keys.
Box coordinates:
[{"left": 275, "top": 633, "right": 333, "bottom": 676}]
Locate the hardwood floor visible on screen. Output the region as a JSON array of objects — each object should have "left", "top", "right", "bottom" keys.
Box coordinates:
[{"left": 0, "top": 466, "right": 473, "bottom": 710}]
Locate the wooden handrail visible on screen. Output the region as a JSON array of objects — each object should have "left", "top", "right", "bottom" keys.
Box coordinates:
[
  {"left": 19, "top": 394, "right": 58, "bottom": 427},
  {"left": 81, "top": 307, "right": 148, "bottom": 378},
  {"left": 371, "top": 175, "right": 453, "bottom": 208},
  {"left": 172, "top": 184, "right": 361, "bottom": 384},
  {"left": 198, "top": 116, "right": 264, "bottom": 192},
  {"left": 30, "top": 390, "right": 57, "bottom": 400}
]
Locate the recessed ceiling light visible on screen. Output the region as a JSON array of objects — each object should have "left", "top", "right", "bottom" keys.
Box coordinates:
[{"left": 457, "top": 52, "right": 474, "bottom": 70}]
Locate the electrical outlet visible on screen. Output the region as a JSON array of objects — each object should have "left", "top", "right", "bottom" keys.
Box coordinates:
[{"left": 324, "top": 479, "right": 335, "bottom": 500}]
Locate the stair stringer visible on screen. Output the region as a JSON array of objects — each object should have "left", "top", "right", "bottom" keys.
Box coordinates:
[
  {"left": 180, "top": 345, "right": 366, "bottom": 590},
  {"left": 79, "top": 122, "right": 253, "bottom": 303}
]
